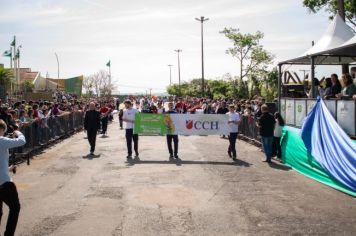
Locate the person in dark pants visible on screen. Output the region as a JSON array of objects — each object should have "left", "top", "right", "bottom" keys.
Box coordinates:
[
  {"left": 118, "top": 109, "right": 124, "bottom": 129},
  {"left": 227, "top": 104, "right": 241, "bottom": 160},
  {"left": 0, "top": 119, "right": 26, "bottom": 236},
  {"left": 256, "top": 105, "right": 276, "bottom": 163},
  {"left": 122, "top": 100, "right": 139, "bottom": 159},
  {"left": 165, "top": 102, "right": 179, "bottom": 159},
  {"left": 84, "top": 102, "right": 101, "bottom": 155},
  {"left": 100, "top": 103, "right": 110, "bottom": 136},
  {"left": 272, "top": 112, "right": 285, "bottom": 161}
]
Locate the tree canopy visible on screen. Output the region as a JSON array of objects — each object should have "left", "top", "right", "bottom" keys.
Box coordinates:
[{"left": 303, "top": 0, "right": 356, "bottom": 28}]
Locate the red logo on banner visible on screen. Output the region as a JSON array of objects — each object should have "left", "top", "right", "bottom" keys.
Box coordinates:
[{"left": 186, "top": 120, "right": 193, "bottom": 129}]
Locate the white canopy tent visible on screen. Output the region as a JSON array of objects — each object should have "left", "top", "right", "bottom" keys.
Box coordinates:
[
  {"left": 278, "top": 14, "right": 356, "bottom": 102},
  {"left": 279, "top": 14, "right": 356, "bottom": 65}
]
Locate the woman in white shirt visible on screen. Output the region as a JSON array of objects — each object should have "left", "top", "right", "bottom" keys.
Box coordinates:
[{"left": 272, "top": 112, "right": 285, "bottom": 161}]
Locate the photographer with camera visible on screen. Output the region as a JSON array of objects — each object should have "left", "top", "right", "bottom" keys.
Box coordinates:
[{"left": 0, "top": 119, "right": 26, "bottom": 236}]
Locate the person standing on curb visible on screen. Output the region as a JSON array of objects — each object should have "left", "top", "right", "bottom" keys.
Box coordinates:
[
  {"left": 256, "top": 105, "right": 275, "bottom": 163},
  {"left": 165, "top": 102, "right": 179, "bottom": 159},
  {"left": 227, "top": 104, "right": 241, "bottom": 160},
  {"left": 0, "top": 119, "right": 26, "bottom": 236},
  {"left": 84, "top": 102, "right": 101, "bottom": 156},
  {"left": 122, "top": 100, "right": 139, "bottom": 159}
]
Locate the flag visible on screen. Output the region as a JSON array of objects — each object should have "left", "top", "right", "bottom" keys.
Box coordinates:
[
  {"left": 106, "top": 60, "right": 110, "bottom": 67},
  {"left": 2, "top": 50, "right": 12, "bottom": 57},
  {"left": 300, "top": 97, "right": 356, "bottom": 191},
  {"left": 10, "top": 36, "right": 16, "bottom": 46}
]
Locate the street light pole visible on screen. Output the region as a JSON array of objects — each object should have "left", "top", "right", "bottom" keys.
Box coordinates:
[
  {"left": 174, "top": 49, "right": 182, "bottom": 96},
  {"left": 168, "top": 64, "right": 173, "bottom": 86},
  {"left": 55, "top": 52, "right": 59, "bottom": 79},
  {"left": 195, "top": 16, "right": 209, "bottom": 97}
]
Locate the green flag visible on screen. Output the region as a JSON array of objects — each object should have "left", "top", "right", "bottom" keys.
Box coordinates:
[
  {"left": 2, "top": 50, "right": 12, "bottom": 57},
  {"left": 10, "top": 36, "right": 15, "bottom": 46},
  {"left": 106, "top": 60, "right": 110, "bottom": 67}
]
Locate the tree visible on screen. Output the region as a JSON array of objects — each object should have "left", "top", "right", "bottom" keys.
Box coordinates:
[
  {"left": 90, "top": 70, "right": 114, "bottom": 97},
  {"left": 82, "top": 75, "right": 95, "bottom": 95},
  {"left": 220, "top": 28, "right": 274, "bottom": 97},
  {"left": 21, "top": 80, "right": 34, "bottom": 92},
  {"left": 0, "top": 67, "right": 13, "bottom": 87},
  {"left": 303, "top": 0, "right": 356, "bottom": 29},
  {"left": 220, "top": 28, "right": 274, "bottom": 80}
]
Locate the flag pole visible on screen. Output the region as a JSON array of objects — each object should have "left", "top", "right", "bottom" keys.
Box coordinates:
[{"left": 109, "top": 60, "right": 111, "bottom": 86}]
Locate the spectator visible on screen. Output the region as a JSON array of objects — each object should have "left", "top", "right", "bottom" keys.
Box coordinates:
[
  {"left": 320, "top": 77, "right": 333, "bottom": 98},
  {"left": 272, "top": 112, "right": 285, "bottom": 161},
  {"left": 256, "top": 105, "right": 275, "bottom": 163},
  {"left": 336, "top": 74, "right": 356, "bottom": 99},
  {"left": 307, "top": 78, "right": 320, "bottom": 98},
  {"left": 325, "top": 74, "right": 342, "bottom": 99},
  {"left": 320, "top": 77, "right": 332, "bottom": 98}
]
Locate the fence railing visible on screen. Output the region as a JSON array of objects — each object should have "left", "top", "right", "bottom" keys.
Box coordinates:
[
  {"left": 238, "top": 115, "right": 261, "bottom": 145},
  {"left": 9, "top": 111, "right": 84, "bottom": 165}
]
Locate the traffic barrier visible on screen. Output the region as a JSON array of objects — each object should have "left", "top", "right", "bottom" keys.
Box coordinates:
[{"left": 9, "top": 111, "right": 84, "bottom": 165}]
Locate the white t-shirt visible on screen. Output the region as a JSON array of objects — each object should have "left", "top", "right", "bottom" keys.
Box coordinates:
[
  {"left": 0, "top": 133, "right": 26, "bottom": 185},
  {"left": 123, "top": 108, "right": 139, "bottom": 129},
  {"left": 274, "top": 121, "right": 283, "bottom": 138},
  {"left": 227, "top": 112, "right": 240, "bottom": 133}
]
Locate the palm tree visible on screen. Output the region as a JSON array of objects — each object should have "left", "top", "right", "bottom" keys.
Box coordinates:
[{"left": 0, "top": 67, "right": 13, "bottom": 86}]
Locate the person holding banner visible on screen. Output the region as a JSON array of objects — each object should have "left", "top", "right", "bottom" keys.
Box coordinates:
[
  {"left": 122, "top": 100, "right": 139, "bottom": 159},
  {"left": 165, "top": 102, "right": 179, "bottom": 159},
  {"left": 227, "top": 105, "right": 241, "bottom": 160}
]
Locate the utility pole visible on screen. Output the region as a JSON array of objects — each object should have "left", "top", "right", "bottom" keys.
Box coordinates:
[
  {"left": 55, "top": 52, "right": 60, "bottom": 79},
  {"left": 174, "top": 49, "right": 182, "bottom": 96},
  {"left": 195, "top": 16, "right": 209, "bottom": 97},
  {"left": 168, "top": 64, "right": 173, "bottom": 86},
  {"left": 149, "top": 88, "right": 152, "bottom": 97},
  {"left": 337, "top": 0, "right": 349, "bottom": 74}
]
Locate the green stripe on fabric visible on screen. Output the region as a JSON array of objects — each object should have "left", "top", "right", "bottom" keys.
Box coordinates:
[{"left": 281, "top": 126, "right": 356, "bottom": 197}]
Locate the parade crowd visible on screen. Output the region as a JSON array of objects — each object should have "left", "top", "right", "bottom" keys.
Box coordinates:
[{"left": 1, "top": 70, "right": 356, "bottom": 236}]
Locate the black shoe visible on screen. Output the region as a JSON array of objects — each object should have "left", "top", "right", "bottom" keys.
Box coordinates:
[
  {"left": 174, "top": 154, "right": 179, "bottom": 159},
  {"left": 232, "top": 156, "right": 237, "bottom": 160},
  {"left": 227, "top": 151, "right": 232, "bottom": 158},
  {"left": 169, "top": 154, "right": 173, "bottom": 159},
  {"left": 127, "top": 155, "right": 132, "bottom": 159}
]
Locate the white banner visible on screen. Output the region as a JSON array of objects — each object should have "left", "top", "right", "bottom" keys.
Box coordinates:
[{"left": 167, "top": 114, "right": 231, "bottom": 135}]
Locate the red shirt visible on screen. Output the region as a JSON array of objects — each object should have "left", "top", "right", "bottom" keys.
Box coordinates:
[{"left": 100, "top": 107, "right": 109, "bottom": 114}]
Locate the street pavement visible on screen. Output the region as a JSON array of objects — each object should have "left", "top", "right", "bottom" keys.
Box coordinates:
[{"left": 1, "top": 118, "right": 355, "bottom": 236}]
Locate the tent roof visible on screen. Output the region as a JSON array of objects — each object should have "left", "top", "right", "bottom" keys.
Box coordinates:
[{"left": 279, "top": 15, "right": 356, "bottom": 65}]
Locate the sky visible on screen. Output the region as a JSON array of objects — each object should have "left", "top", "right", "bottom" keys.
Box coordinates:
[{"left": 0, "top": 0, "right": 339, "bottom": 94}]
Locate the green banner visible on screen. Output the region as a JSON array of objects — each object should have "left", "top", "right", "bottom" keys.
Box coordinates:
[
  {"left": 281, "top": 126, "right": 356, "bottom": 197},
  {"left": 64, "top": 76, "right": 83, "bottom": 95},
  {"left": 134, "top": 113, "right": 167, "bottom": 135}
]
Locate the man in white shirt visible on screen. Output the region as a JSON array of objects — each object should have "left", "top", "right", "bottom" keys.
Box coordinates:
[
  {"left": 0, "top": 119, "right": 26, "bottom": 236},
  {"left": 122, "top": 100, "right": 139, "bottom": 159},
  {"left": 227, "top": 105, "right": 241, "bottom": 160}
]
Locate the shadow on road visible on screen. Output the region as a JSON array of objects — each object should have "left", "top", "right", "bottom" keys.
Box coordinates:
[
  {"left": 82, "top": 154, "right": 101, "bottom": 160},
  {"left": 268, "top": 161, "right": 291, "bottom": 171},
  {"left": 126, "top": 158, "right": 251, "bottom": 167}
]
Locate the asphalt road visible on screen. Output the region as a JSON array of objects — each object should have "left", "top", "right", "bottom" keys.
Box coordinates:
[{"left": 1, "top": 119, "right": 355, "bottom": 236}]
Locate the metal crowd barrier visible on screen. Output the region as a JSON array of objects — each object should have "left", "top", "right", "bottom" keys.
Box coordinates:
[
  {"left": 238, "top": 115, "right": 261, "bottom": 145},
  {"left": 9, "top": 111, "right": 84, "bottom": 165}
]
